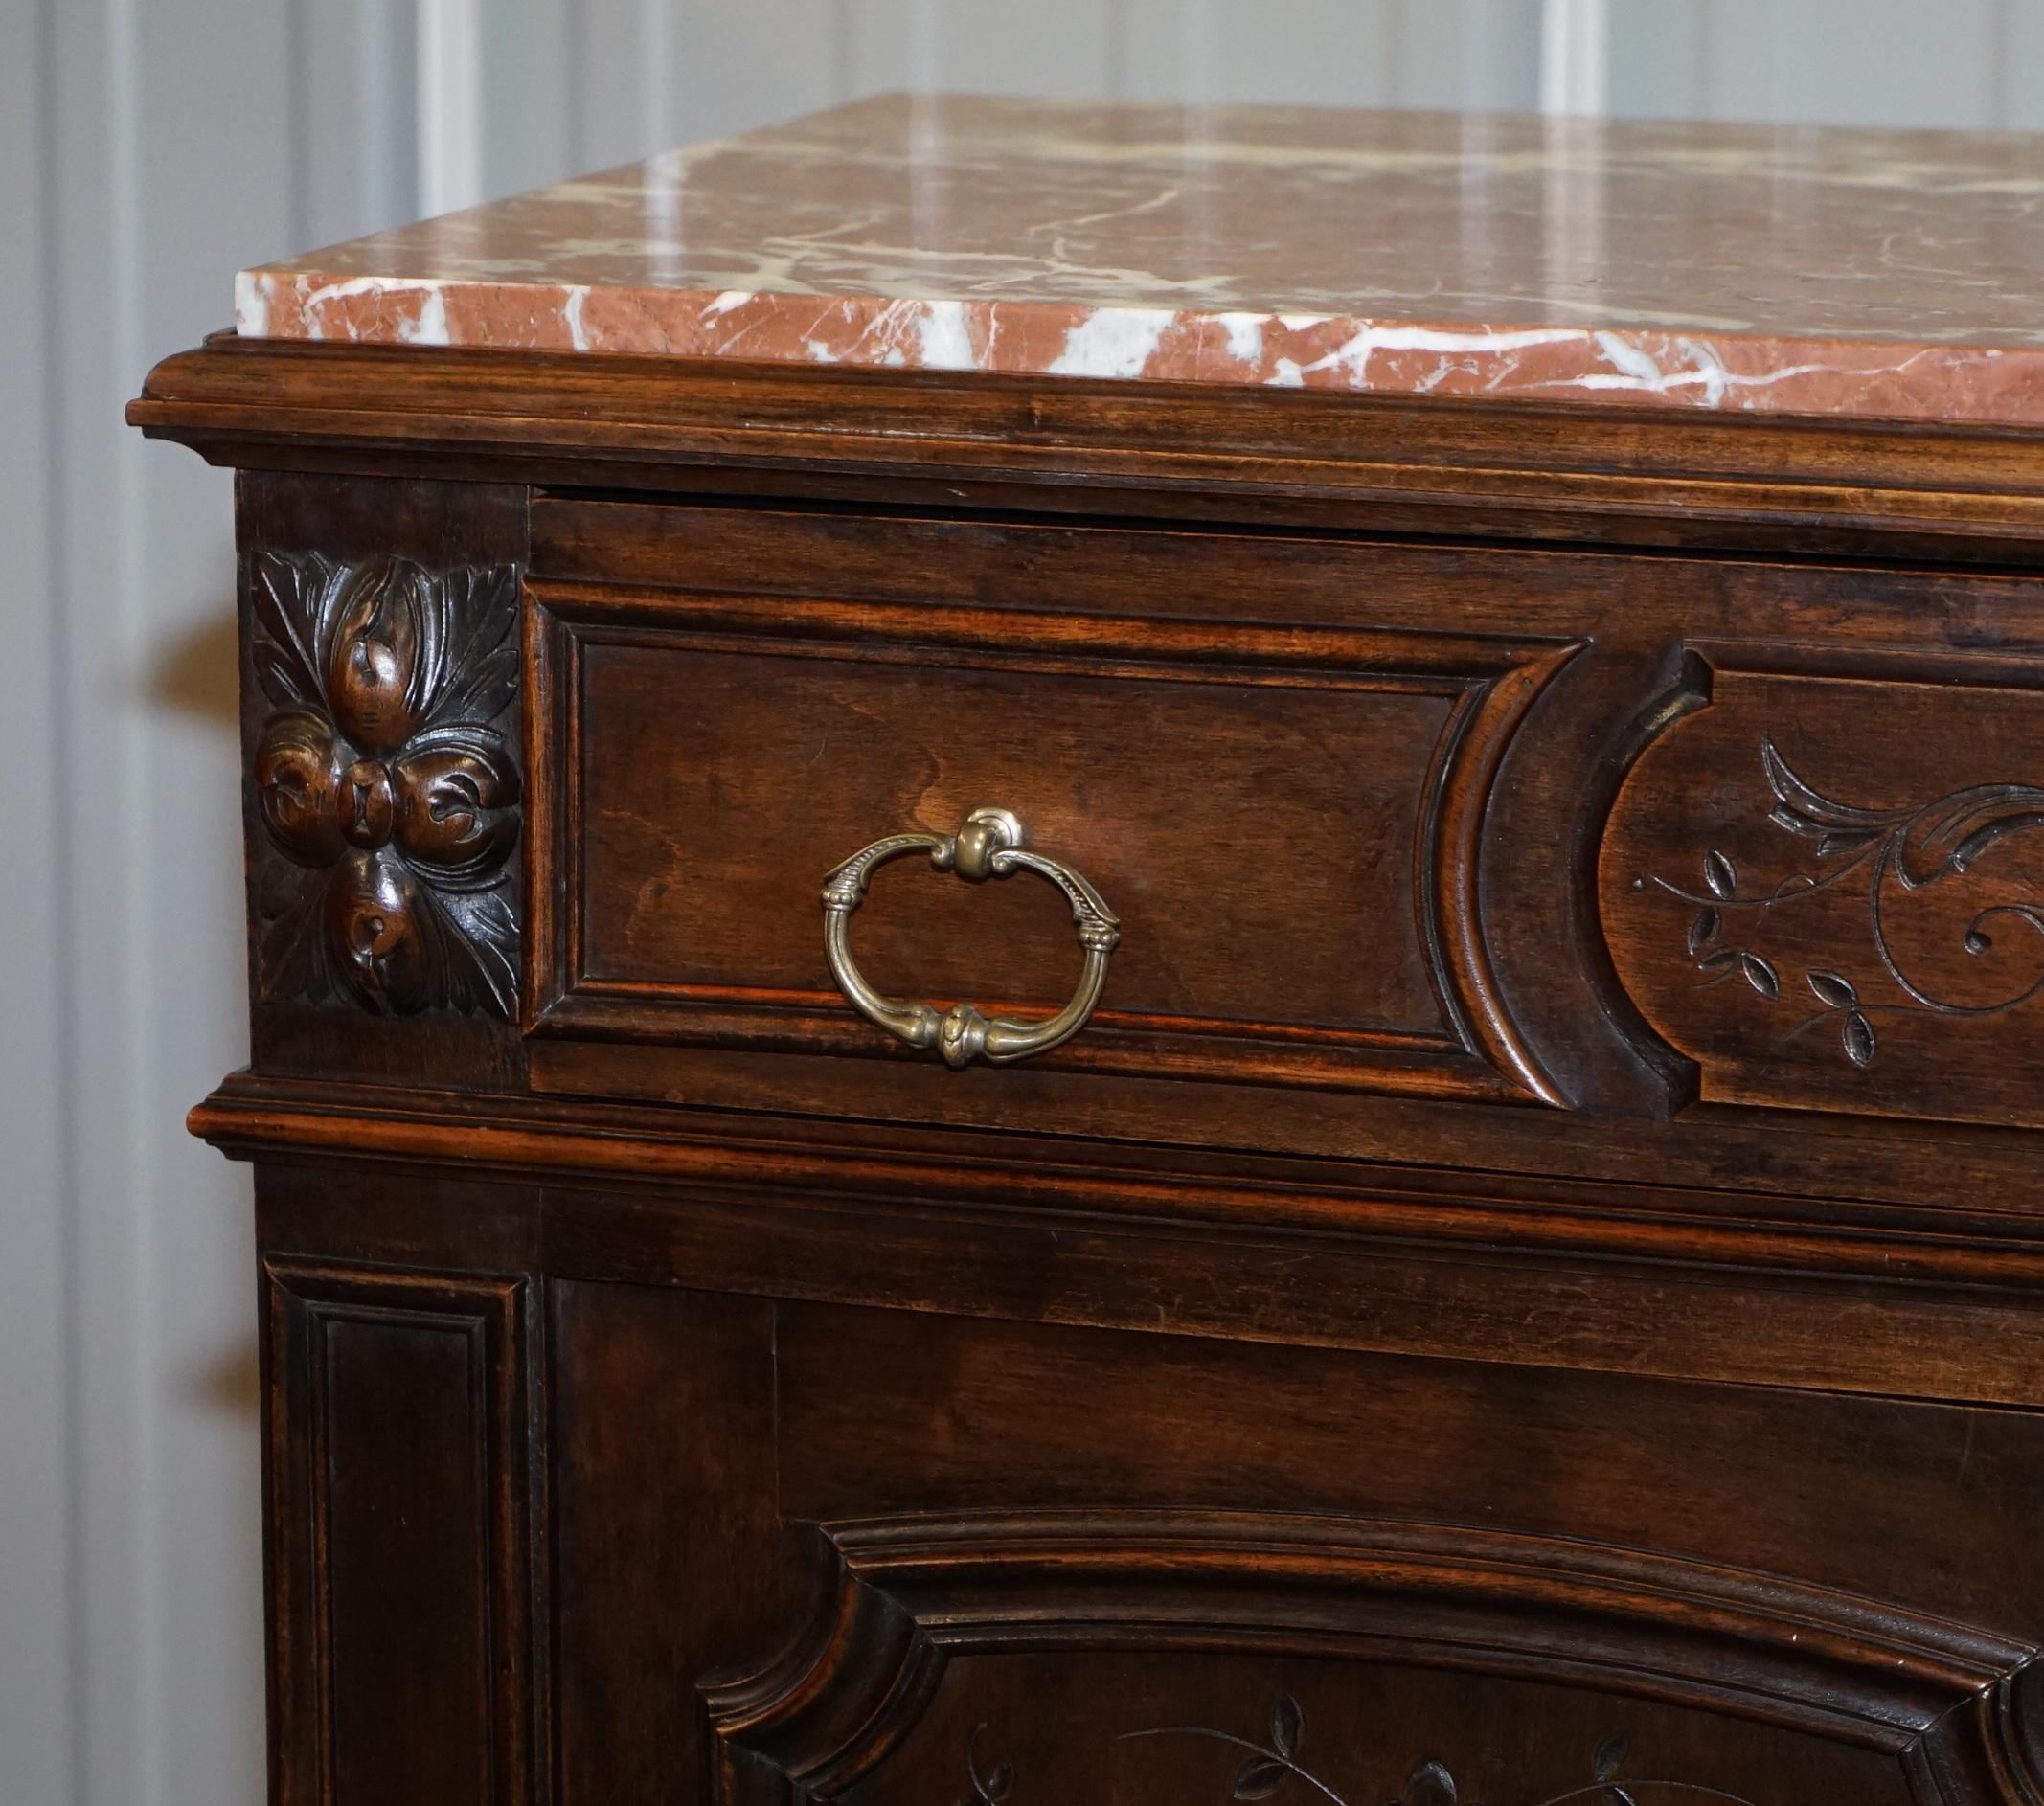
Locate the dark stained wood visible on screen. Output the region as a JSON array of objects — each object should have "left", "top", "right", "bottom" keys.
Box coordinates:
[
  {"left": 144, "top": 289, "right": 2044, "bottom": 1804},
  {"left": 526, "top": 571, "right": 1574, "bottom": 1104},
  {"left": 772, "top": 1300, "right": 2043, "bottom": 1631},
  {"left": 549, "top": 1283, "right": 800, "bottom": 1806},
  {"left": 237, "top": 470, "right": 531, "bottom": 1093},
  {"left": 262, "top": 1257, "right": 538, "bottom": 1806},
  {"left": 1604, "top": 649, "right": 2044, "bottom": 1128},
  {"left": 838, "top": 1654, "right": 1906, "bottom": 1806},
  {"left": 132, "top": 333, "right": 2044, "bottom": 563}
]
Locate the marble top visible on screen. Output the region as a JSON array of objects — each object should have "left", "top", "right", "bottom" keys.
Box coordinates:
[{"left": 237, "top": 94, "right": 2044, "bottom": 426}]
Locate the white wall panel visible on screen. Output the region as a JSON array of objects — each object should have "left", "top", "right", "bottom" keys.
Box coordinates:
[
  {"left": 1603, "top": 4, "right": 1706, "bottom": 120},
  {"left": 2003, "top": 3, "right": 2044, "bottom": 129},
  {"left": 1111, "top": 0, "right": 1543, "bottom": 112},
  {"left": 849, "top": 0, "right": 1113, "bottom": 101},
  {"left": 569, "top": 0, "right": 679, "bottom": 168},
  {"left": 478, "top": 0, "right": 1552, "bottom": 204},
  {"left": 10, "top": 0, "right": 375, "bottom": 1796},
  {"left": 479, "top": 0, "right": 579, "bottom": 197},
  {"left": 1113, "top": 0, "right": 1400, "bottom": 107},
  {"left": 526, "top": 0, "right": 856, "bottom": 183},
  {"left": 0, "top": 2, "right": 74, "bottom": 1796},
  {"left": 301, "top": 0, "right": 420, "bottom": 241},
  {"left": 647, "top": 0, "right": 852, "bottom": 150},
  {"left": 1399, "top": 0, "right": 1546, "bottom": 112},
  {"left": 128, "top": 0, "right": 294, "bottom": 1797}
]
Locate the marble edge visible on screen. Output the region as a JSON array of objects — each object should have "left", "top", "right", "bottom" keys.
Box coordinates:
[{"left": 232, "top": 267, "right": 2044, "bottom": 428}]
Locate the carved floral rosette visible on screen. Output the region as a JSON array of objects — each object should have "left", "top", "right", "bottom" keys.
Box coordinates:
[{"left": 248, "top": 550, "right": 521, "bottom": 1016}]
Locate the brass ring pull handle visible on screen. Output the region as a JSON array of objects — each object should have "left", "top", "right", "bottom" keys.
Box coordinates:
[{"left": 821, "top": 807, "right": 1121, "bottom": 1069}]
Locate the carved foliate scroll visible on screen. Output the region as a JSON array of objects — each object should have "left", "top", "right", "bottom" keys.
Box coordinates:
[
  {"left": 248, "top": 551, "right": 521, "bottom": 1016},
  {"left": 966, "top": 1697, "right": 1752, "bottom": 1806},
  {"left": 1601, "top": 661, "right": 2044, "bottom": 1127}
]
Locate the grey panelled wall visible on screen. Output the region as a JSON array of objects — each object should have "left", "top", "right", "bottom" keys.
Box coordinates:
[
  {"left": 6, "top": 3, "right": 2038, "bottom": 1803},
  {"left": 1607, "top": 0, "right": 2044, "bottom": 131},
  {"left": 482, "top": 0, "right": 1550, "bottom": 197},
  {"left": 6, "top": 3, "right": 419, "bottom": 1803},
  {"left": 479, "top": 0, "right": 2043, "bottom": 206}
]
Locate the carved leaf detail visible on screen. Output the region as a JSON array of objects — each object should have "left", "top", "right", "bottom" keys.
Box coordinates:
[
  {"left": 1401, "top": 1758, "right": 1459, "bottom": 1806},
  {"left": 1271, "top": 1694, "right": 1304, "bottom": 1761},
  {"left": 1687, "top": 908, "right": 1720, "bottom": 956},
  {"left": 1232, "top": 1755, "right": 1287, "bottom": 1800},
  {"left": 429, "top": 888, "right": 520, "bottom": 1018},
  {"left": 1100, "top": 1696, "right": 1753, "bottom": 1806},
  {"left": 1760, "top": 736, "right": 1906, "bottom": 835},
  {"left": 428, "top": 564, "right": 522, "bottom": 728},
  {"left": 248, "top": 551, "right": 345, "bottom": 710},
  {"left": 256, "top": 860, "right": 330, "bottom": 1005},
  {"left": 1647, "top": 738, "right": 2044, "bottom": 1071},
  {"left": 1806, "top": 969, "right": 1856, "bottom": 1009}
]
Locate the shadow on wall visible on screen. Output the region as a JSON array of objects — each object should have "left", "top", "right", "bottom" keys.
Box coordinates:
[
  {"left": 188, "top": 1339, "right": 261, "bottom": 1418},
  {"left": 153, "top": 593, "right": 260, "bottom": 1424},
  {"left": 151, "top": 605, "right": 240, "bottom": 726}
]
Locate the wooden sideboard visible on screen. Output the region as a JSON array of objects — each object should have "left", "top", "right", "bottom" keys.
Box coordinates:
[{"left": 136, "top": 98, "right": 2044, "bottom": 1806}]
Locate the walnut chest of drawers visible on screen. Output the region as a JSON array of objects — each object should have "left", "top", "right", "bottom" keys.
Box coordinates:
[{"left": 135, "top": 97, "right": 2044, "bottom": 1806}]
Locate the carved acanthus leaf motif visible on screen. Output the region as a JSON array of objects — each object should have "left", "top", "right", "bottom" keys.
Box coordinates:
[
  {"left": 1639, "top": 737, "right": 2044, "bottom": 1070},
  {"left": 248, "top": 551, "right": 521, "bottom": 1017}
]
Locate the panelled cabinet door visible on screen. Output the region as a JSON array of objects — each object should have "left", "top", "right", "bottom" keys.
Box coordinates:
[{"left": 549, "top": 1286, "right": 2044, "bottom": 1806}]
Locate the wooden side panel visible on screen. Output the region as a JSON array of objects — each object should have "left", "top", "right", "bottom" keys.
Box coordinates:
[
  {"left": 263, "top": 1259, "right": 535, "bottom": 1806},
  {"left": 1602, "top": 650, "right": 2044, "bottom": 1127}
]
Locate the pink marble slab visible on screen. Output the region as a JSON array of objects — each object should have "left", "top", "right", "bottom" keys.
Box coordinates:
[{"left": 237, "top": 94, "right": 2044, "bottom": 426}]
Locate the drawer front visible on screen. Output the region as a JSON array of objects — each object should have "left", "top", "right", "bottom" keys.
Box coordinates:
[
  {"left": 521, "top": 500, "right": 2044, "bottom": 1138},
  {"left": 523, "top": 504, "right": 1622, "bottom": 1111}
]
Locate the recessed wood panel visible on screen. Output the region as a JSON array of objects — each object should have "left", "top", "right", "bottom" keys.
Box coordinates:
[
  {"left": 840, "top": 1652, "right": 1902, "bottom": 1806},
  {"left": 577, "top": 640, "right": 1449, "bottom": 1030}
]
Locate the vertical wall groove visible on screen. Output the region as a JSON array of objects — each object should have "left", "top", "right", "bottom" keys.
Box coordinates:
[{"left": 2, "top": 5, "right": 77, "bottom": 1806}]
